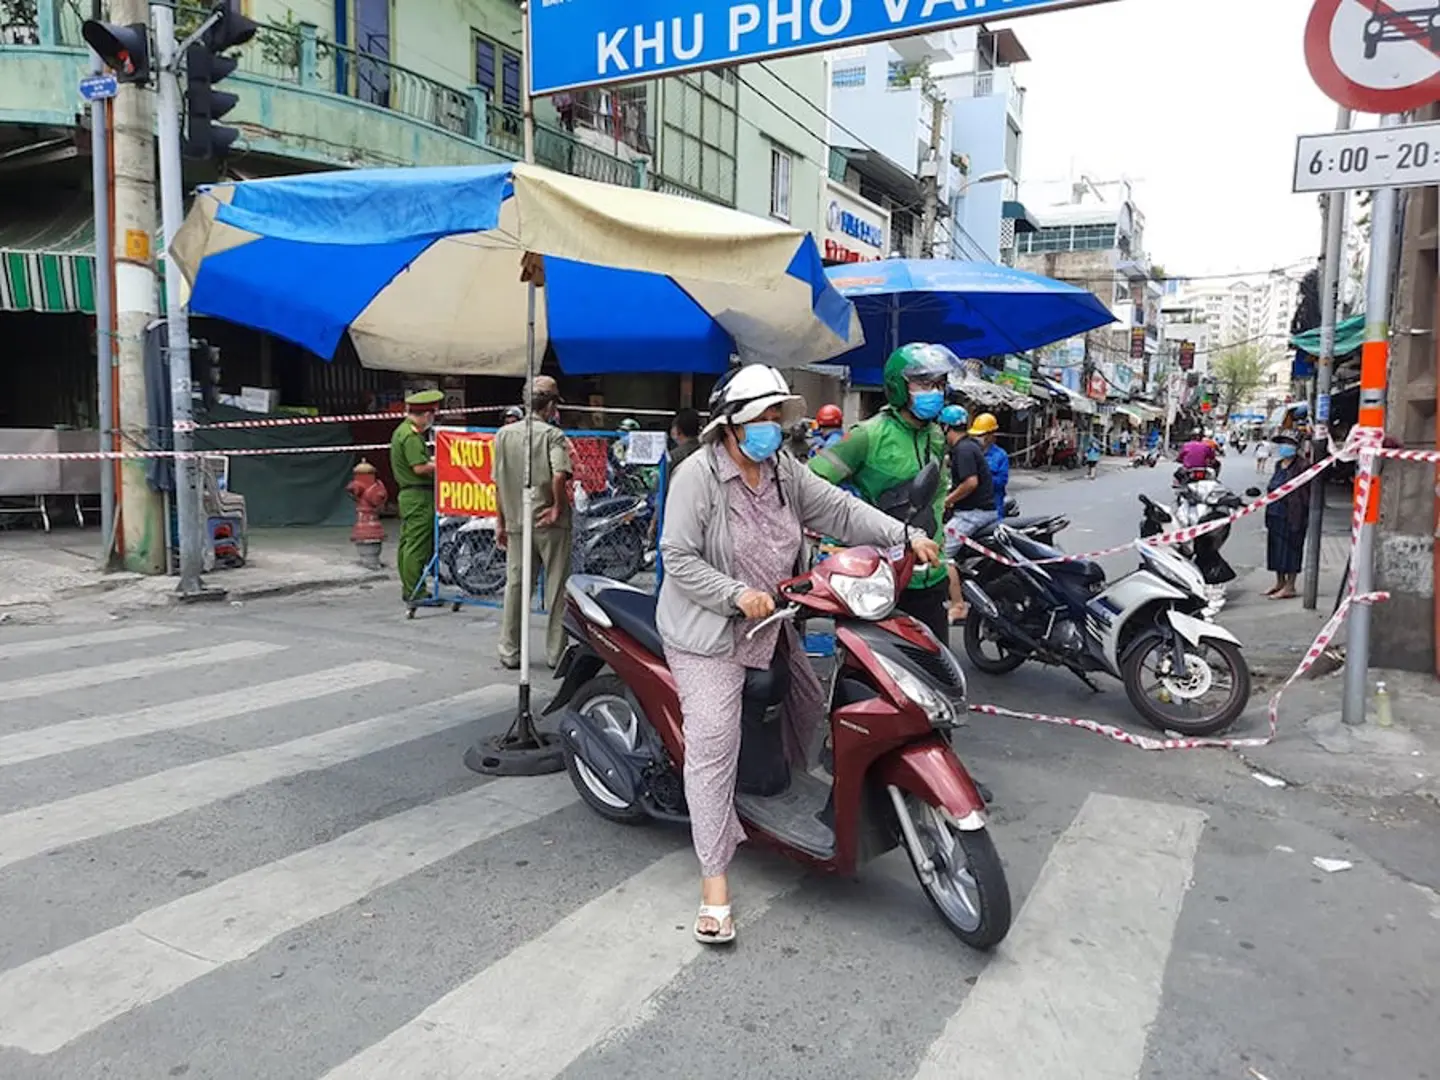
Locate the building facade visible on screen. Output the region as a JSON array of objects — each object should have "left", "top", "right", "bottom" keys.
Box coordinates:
[{"left": 0, "top": 0, "right": 830, "bottom": 425}]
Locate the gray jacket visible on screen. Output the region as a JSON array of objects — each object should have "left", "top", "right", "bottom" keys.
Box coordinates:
[{"left": 657, "top": 445, "right": 914, "bottom": 657}]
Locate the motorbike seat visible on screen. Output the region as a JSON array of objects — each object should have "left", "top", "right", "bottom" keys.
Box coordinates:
[
  {"left": 1007, "top": 531, "right": 1105, "bottom": 585},
  {"left": 742, "top": 655, "right": 791, "bottom": 707},
  {"left": 969, "top": 515, "right": 1046, "bottom": 542},
  {"left": 592, "top": 588, "right": 665, "bottom": 657}
]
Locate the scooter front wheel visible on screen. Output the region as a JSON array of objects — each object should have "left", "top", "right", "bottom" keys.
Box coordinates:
[
  {"left": 962, "top": 612, "right": 1028, "bottom": 675},
  {"left": 901, "top": 794, "right": 1012, "bottom": 950}
]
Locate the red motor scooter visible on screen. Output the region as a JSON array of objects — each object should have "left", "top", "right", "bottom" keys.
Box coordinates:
[{"left": 544, "top": 464, "right": 1011, "bottom": 950}]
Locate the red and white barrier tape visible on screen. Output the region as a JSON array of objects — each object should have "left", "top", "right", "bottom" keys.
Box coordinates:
[
  {"left": 174, "top": 401, "right": 679, "bottom": 432},
  {"left": 0, "top": 443, "right": 391, "bottom": 461}
]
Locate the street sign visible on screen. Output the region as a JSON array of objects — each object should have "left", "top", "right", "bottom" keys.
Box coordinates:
[
  {"left": 1293, "top": 120, "right": 1440, "bottom": 192},
  {"left": 1305, "top": 0, "right": 1440, "bottom": 113},
  {"left": 527, "top": 0, "right": 1116, "bottom": 96},
  {"left": 78, "top": 73, "right": 119, "bottom": 101}
]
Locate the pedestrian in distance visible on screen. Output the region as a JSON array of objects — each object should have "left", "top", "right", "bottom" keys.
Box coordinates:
[
  {"left": 389, "top": 389, "right": 443, "bottom": 612},
  {"left": 494, "top": 375, "right": 574, "bottom": 671},
  {"left": 656, "top": 363, "right": 940, "bottom": 944},
  {"left": 809, "top": 403, "right": 845, "bottom": 456},
  {"left": 668, "top": 408, "right": 702, "bottom": 472},
  {"left": 968, "top": 412, "right": 1008, "bottom": 522},
  {"left": 1263, "top": 434, "right": 1310, "bottom": 601},
  {"left": 1254, "top": 437, "right": 1271, "bottom": 474},
  {"left": 1084, "top": 435, "right": 1102, "bottom": 480}
]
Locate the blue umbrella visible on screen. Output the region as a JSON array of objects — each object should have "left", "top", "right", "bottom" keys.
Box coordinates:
[
  {"left": 825, "top": 259, "right": 1116, "bottom": 386},
  {"left": 172, "top": 162, "right": 861, "bottom": 376}
]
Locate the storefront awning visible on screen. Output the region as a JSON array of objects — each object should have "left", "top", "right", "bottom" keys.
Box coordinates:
[
  {"left": 1002, "top": 199, "right": 1039, "bottom": 234},
  {"left": 1037, "top": 375, "right": 1094, "bottom": 414},
  {"left": 950, "top": 376, "right": 1035, "bottom": 412},
  {"left": 1290, "top": 313, "right": 1365, "bottom": 357},
  {"left": 0, "top": 193, "right": 164, "bottom": 316}
]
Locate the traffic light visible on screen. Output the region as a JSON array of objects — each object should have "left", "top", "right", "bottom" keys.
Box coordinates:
[
  {"left": 81, "top": 20, "right": 151, "bottom": 85},
  {"left": 184, "top": 2, "right": 258, "bottom": 160}
]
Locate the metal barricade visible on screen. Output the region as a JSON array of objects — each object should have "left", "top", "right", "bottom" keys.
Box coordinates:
[{"left": 422, "top": 426, "right": 668, "bottom": 613}]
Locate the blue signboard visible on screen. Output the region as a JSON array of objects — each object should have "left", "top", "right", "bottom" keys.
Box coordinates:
[
  {"left": 79, "top": 73, "right": 119, "bottom": 102},
  {"left": 528, "top": 0, "right": 1111, "bottom": 96}
]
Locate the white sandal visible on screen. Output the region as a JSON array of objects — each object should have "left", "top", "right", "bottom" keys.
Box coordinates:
[{"left": 694, "top": 904, "right": 736, "bottom": 945}]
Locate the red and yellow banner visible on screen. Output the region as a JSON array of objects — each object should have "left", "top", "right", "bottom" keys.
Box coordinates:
[{"left": 435, "top": 429, "right": 498, "bottom": 517}]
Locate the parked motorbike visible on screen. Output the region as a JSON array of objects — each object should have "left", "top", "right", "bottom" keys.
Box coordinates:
[
  {"left": 958, "top": 526, "right": 1251, "bottom": 736},
  {"left": 1147, "top": 472, "right": 1249, "bottom": 586},
  {"left": 547, "top": 463, "right": 1012, "bottom": 950},
  {"left": 1049, "top": 444, "right": 1080, "bottom": 470}
]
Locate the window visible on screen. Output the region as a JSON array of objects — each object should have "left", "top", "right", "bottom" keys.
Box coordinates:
[
  {"left": 770, "top": 145, "right": 793, "bottom": 221},
  {"left": 475, "top": 33, "right": 521, "bottom": 112},
  {"left": 831, "top": 64, "right": 866, "bottom": 88}
]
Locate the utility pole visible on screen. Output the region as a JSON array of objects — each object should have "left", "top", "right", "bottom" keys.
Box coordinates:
[
  {"left": 919, "top": 92, "right": 945, "bottom": 259},
  {"left": 1304, "top": 106, "right": 1352, "bottom": 610},
  {"left": 1342, "top": 114, "right": 1400, "bottom": 727},
  {"left": 110, "top": 0, "right": 164, "bottom": 574}
]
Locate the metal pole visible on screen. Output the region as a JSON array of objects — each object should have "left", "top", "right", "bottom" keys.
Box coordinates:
[
  {"left": 1341, "top": 113, "right": 1400, "bottom": 726},
  {"left": 1304, "top": 106, "right": 1352, "bottom": 610},
  {"left": 152, "top": 1, "right": 206, "bottom": 597},
  {"left": 88, "top": 37, "right": 116, "bottom": 567}
]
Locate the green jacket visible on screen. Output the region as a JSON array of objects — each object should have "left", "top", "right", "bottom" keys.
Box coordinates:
[{"left": 810, "top": 407, "right": 948, "bottom": 590}]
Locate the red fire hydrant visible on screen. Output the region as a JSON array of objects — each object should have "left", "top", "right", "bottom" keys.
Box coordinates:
[{"left": 346, "top": 459, "right": 387, "bottom": 570}]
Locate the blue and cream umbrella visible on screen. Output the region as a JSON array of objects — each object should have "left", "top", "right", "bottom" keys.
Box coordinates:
[{"left": 171, "top": 162, "right": 862, "bottom": 375}]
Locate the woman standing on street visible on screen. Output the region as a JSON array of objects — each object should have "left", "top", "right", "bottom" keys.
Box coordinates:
[
  {"left": 1263, "top": 434, "right": 1310, "bottom": 600},
  {"left": 657, "top": 364, "right": 939, "bottom": 945}
]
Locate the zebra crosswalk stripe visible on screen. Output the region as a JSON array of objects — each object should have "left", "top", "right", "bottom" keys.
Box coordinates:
[
  {"left": 0, "top": 660, "right": 417, "bottom": 767},
  {"left": 911, "top": 794, "right": 1206, "bottom": 1080},
  {"left": 0, "top": 640, "right": 283, "bottom": 702},
  {"left": 0, "top": 685, "right": 513, "bottom": 870},
  {"left": 0, "top": 624, "right": 182, "bottom": 661},
  {"left": 321, "top": 849, "right": 802, "bottom": 1080},
  {"left": 0, "top": 775, "right": 578, "bottom": 1055}
]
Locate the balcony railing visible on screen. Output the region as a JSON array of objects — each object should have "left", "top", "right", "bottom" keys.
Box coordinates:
[
  {"left": 953, "top": 68, "right": 1025, "bottom": 122},
  {"left": 37, "top": 2, "right": 646, "bottom": 189}
]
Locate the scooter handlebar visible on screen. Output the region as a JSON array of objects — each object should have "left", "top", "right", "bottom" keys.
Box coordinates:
[{"left": 744, "top": 604, "right": 800, "bottom": 641}]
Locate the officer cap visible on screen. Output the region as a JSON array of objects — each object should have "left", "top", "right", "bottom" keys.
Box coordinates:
[{"left": 405, "top": 389, "right": 445, "bottom": 411}]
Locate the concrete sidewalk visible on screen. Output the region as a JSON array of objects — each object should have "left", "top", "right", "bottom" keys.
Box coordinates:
[
  {"left": 1216, "top": 500, "right": 1439, "bottom": 803},
  {"left": 0, "top": 522, "right": 389, "bottom": 624}
]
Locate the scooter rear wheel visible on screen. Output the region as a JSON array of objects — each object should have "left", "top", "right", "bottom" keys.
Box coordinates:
[
  {"left": 902, "top": 794, "right": 1011, "bottom": 950},
  {"left": 562, "top": 676, "right": 650, "bottom": 825}
]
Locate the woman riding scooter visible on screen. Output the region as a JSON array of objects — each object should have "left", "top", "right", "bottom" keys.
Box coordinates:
[{"left": 657, "top": 364, "right": 941, "bottom": 945}]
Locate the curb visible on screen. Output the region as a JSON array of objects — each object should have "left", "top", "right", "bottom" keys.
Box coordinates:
[{"left": 194, "top": 569, "right": 392, "bottom": 604}]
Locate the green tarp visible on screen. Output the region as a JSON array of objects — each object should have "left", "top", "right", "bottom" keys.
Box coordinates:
[
  {"left": 1290, "top": 313, "right": 1366, "bottom": 357},
  {"left": 195, "top": 404, "right": 355, "bottom": 528}
]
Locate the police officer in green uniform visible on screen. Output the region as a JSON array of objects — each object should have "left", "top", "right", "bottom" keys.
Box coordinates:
[{"left": 390, "top": 389, "right": 443, "bottom": 609}]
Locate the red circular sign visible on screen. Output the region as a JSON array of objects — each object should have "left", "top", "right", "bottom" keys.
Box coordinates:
[{"left": 1305, "top": 0, "right": 1440, "bottom": 113}]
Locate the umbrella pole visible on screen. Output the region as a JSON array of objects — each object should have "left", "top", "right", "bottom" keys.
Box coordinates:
[{"left": 465, "top": 277, "right": 563, "bottom": 777}]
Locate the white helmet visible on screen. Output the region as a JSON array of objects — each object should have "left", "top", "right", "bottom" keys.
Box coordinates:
[{"left": 702, "top": 364, "right": 799, "bottom": 437}]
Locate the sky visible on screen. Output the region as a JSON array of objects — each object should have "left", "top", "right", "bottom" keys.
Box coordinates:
[{"left": 1011, "top": 0, "right": 1341, "bottom": 278}]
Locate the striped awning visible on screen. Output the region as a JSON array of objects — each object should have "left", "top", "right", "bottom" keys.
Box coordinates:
[{"left": 0, "top": 196, "right": 164, "bottom": 315}]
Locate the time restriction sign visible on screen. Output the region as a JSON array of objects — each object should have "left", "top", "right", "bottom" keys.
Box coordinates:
[{"left": 1294, "top": 118, "right": 1440, "bottom": 191}]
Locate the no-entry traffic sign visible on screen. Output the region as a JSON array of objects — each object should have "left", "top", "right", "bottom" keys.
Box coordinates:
[{"left": 1306, "top": 0, "right": 1440, "bottom": 112}]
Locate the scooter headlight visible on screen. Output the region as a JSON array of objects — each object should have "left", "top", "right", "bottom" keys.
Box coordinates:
[
  {"left": 829, "top": 562, "right": 897, "bottom": 621},
  {"left": 873, "top": 652, "right": 964, "bottom": 729}
]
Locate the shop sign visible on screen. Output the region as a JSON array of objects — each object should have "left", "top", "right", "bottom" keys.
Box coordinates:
[
  {"left": 1178, "top": 341, "right": 1195, "bottom": 370},
  {"left": 1087, "top": 371, "right": 1107, "bottom": 400},
  {"left": 823, "top": 181, "right": 888, "bottom": 264},
  {"left": 435, "top": 428, "right": 498, "bottom": 518},
  {"left": 1129, "top": 326, "right": 1145, "bottom": 360}
]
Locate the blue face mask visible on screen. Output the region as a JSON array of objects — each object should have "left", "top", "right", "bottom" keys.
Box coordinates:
[
  {"left": 738, "top": 421, "right": 784, "bottom": 462},
  {"left": 1275, "top": 444, "right": 1297, "bottom": 460},
  {"left": 910, "top": 390, "right": 945, "bottom": 421}
]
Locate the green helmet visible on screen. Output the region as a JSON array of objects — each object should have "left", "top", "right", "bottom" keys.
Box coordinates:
[
  {"left": 619, "top": 417, "right": 640, "bottom": 432},
  {"left": 882, "top": 343, "right": 959, "bottom": 410}
]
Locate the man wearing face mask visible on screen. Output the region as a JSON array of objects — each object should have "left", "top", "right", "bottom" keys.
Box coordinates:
[{"left": 810, "top": 343, "right": 956, "bottom": 644}]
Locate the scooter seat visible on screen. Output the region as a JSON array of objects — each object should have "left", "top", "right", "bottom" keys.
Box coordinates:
[
  {"left": 592, "top": 588, "right": 665, "bottom": 658},
  {"left": 1006, "top": 531, "right": 1105, "bottom": 585}
]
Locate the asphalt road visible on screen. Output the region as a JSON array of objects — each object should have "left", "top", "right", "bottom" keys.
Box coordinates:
[{"left": 1, "top": 458, "right": 1436, "bottom": 1080}]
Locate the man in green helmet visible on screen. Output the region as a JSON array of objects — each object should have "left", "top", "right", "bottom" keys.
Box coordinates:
[{"left": 811, "top": 343, "right": 957, "bottom": 645}]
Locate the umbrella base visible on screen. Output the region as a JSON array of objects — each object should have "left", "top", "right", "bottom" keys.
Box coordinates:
[{"left": 463, "top": 733, "right": 564, "bottom": 776}]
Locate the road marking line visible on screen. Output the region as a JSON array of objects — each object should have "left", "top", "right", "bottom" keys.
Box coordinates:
[
  {"left": 0, "top": 660, "right": 417, "bottom": 767},
  {"left": 321, "top": 850, "right": 802, "bottom": 1080},
  {"left": 0, "top": 685, "right": 512, "bottom": 870},
  {"left": 0, "top": 775, "right": 578, "bottom": 1055},
  {"left": 0, "top": 640, "right": 284, "bottom": 701},
  {"left": 0, "top": 624, "right": 182, "bottom": 662},
  {"left": 911, "top": 793, "right": 1206, "bottom": 1080}
]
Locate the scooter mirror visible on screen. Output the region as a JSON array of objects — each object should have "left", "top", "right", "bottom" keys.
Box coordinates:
[{"left": 909, "top": 461, "right": 941, "bottom": 513}]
